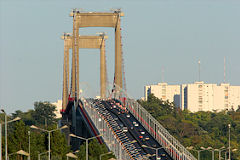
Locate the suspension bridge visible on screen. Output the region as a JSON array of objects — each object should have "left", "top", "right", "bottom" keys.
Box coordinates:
[{"left": 60, "top": 9, "right": 197, "bottom": 160}]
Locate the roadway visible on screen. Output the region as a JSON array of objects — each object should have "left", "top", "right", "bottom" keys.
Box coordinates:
[
  {"left": 91, "top": 99, "right": 144, "bottom": 160},
  {"left": 92, "top": 98, "right": 172, "bottom": 160}
]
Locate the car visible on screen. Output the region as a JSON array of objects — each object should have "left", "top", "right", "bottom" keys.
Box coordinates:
[
  {"left": 160, "top": 154, "right": 166, "bottom": 157},
  {"left": 144, "top": 136, "right": 149, "bottom": 140},
  {"left": 123, "top": 127, "right": 128, "bottom": 132},
  {"left": 139, "top": 135, "right": 143, "bottom": 139},
  {"left": 134, "top": 123, "right": 139, "bottom": 127},
  {"left": 113, "top": 105, "right": 116, "bottom": 108},
  {"left": 126, "top": 114, "right": 130, "bottom": 118},
  {"left": 140, "top": 131, "right": 145, "bottom": 135}
]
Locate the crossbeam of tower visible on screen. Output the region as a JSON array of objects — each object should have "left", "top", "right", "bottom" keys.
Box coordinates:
[
  {"left": 61, "top": 33, "right": 108, "bottom": 110},
  {"left": 70, "top": 10, "right": 124, "bottom": 100}
]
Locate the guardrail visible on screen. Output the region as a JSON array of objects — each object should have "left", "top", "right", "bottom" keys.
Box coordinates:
[
  {"left": 125, "top": 99, "right": 197, "bottom": 160},
  {"left": 82, "top": 98, "right": 134, "bottom": 160}
]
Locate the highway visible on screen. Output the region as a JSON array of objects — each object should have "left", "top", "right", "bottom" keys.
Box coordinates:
[{"left": 92, "top": 99, "right": 173, "bottom": 160}]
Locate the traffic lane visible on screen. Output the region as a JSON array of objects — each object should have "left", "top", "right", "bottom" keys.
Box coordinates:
[
  {"left": 97, "top": 102, "right": 143, "bottom": 159},
  {"left": 109, "top": 100, "right": 173, "bottom": 160},
  {"left": 126, "top": 110, "right": 173, "bottom": 160},
  {"left": 105, "top": 102, "right": 158, "bottom": 149},
  {"left": 102, "top": 105, "right": 143, "bottom": 158},
  {"left": 102, "top": 101, "right": 149, "bottom": 159},
  {"left": 90, "top": 99, "right": 172, "bottom": 160},
  {"left": 103, "top": 101, "right": 155, "bottom": 159},
  {"left": 118, "top": 111, "right": 161, "bottom": 160}
]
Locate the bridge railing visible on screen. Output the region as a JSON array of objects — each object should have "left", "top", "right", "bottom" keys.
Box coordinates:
[
  {"left": 125, "top": 99, "right": 197, "bottom": 160},
  {"left": 82, "top": 98, "right": 133, "bottom": 160}
]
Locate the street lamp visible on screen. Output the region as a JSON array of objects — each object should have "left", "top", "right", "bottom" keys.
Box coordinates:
[
  {"left": 100, "top": 151, "right": 113, "bottom": 160},
  {"left": 213, "top": 146, "right": 225, "bottom": 160},
  {"left": 8, "top": 152, "right": 16, "bottom": 159},
  {"left": 1, "top": 109, "right": 21, "bottom": 160},
  {"left": 186, "top": 146, "right": 205, "bottom": 160},
  {"left": 224, "top": 148, "right": 237, "bottom": 160},
  {"left": 69, "top": 134, "right": 102, "bottom": 160},
  {"left": 228, "top": 123, "right": 231, "bottom": 160},
  {"left": 38, "top": 151, "right": 49, "bottom": 160},
  {"left": 142, "top": 145, "right": 169, "bottom": 160},
  {"left": 28, "top": 131, "right": 30, "bottom": 160},
  {"left": 66, "top": 150, "right": 79, "bottom": 160},
  {"left": 8, "top": 150, "right": 29, "bottom": 160},
  {"left": 201, "top": 147, "right": 215, "bottom": 160},
  {"left": 30, "top": 125, "right": 68, "bottom": 160}
]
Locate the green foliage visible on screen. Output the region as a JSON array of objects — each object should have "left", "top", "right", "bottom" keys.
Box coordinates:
[
  {"left": 50, "top": 128, "right": 70, "bottom": 158},
  {"left": 12, "top": 109, "right": 36, "bottom": 126},
  {"left": 32, "top": 101, "right": 57, "bottom": 127},
  {"left": 0, "top": 101, "right": 116, "bottom": 159},
  {"left": 76, "top": 139, "right": 115, "bottom": 160},
  {"left": 138, "top": 94, "right": 240, "bottom": 160}
]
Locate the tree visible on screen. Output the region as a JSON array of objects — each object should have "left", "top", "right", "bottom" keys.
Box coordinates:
[
  {"left": 8, "top": 121, "right": 29, "bottom": 160},
  {"left": 50, "top": 128, "right": 70, "bottom": 159},
  {"left": 12, "top": 109, "right": 36, "bottom": 126},
  {"left": 138, "top": 94, "right": 240, "bottom": 160},
  {"left": 76, "top": 139, "right": 115, "bottom": 160},
  {"left": 32, "top": 101, "right": 56, "bottom": 127}
]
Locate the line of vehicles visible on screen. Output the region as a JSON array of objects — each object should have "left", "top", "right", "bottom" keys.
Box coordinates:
[
  {"left": 92, "top": 99, "right": 144, "bottom": 160},
  {"left": 91, "top": 98, "right": 172, "bottom": 160}
]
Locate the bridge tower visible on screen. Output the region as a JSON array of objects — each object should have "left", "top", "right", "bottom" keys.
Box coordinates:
[
  {"left": 69, "top": 9, "right": 124, "bottom": 100},
  {"left": 62, "top": 33, "right": 108, "bottom": 110}
]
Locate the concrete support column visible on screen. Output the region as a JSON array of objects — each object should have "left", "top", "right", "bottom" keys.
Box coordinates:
[
  {"left": 100, "top": 39, "right": 106, "bottom": 99},
  {"left": 71, "top": 15, "right": 79, "bottom": 100},
  {"left": 62, "top": 42, "right": 69, "bottom": 110},
  {"left": 114, "top": 16, "right": 123, "bottom": 95}
]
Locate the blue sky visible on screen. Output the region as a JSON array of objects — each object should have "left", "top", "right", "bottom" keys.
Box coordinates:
[{"left": 1, "top": 0, "right": 240, "bottom": 113}]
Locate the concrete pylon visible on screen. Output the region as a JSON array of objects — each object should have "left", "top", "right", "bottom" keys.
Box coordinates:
[
  {"left": 62, "top": 33, "right": 71, "bottom": 111},
  {"left": 71, "top": 12, "right": 80, "bottom": 100},
  {"left": 61, "top": 33, "right": 108, "bottom": 110},
  {"left": 114, "top": 15, "right": 122, "bottom": 95},
  {"left": 69, "top": 10, "right": 124, "bottom": 99},
  {"left": 100, "top": 37, "right": 107, "bottom": 99}
]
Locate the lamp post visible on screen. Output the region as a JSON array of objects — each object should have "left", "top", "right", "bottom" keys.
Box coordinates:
[
  {"left": 1, "top": 109, "right": 21, "bottom": 160},
  {"left": 69, "top": 134, "right": 102, "bottom": 160},
  {"left": 200, "top": 147, "right": 215, "bottom": 160},
  {"left": 186, "top": 146, "right": 205, "bottom": 160},
  {"left": 142, "top": 145, "right": 169, "bottom": 160},
  {"left": 0, "top": 123, "right": 1, "bottom": 160},
  {"left": 8, "top": 152, "right": 16, "bottom": 160},
  {"left": 31, "top": 125, "right": 68, "bottom": 160},
  {"left": 38, "top": 151, "right": 49, "bottom": 160},
  {"left": 66, "top": 150, "right": 79, "bottom": 160},
  {"left": 100, "top": 152, "right": 112, "bottom": 160},
  {"left": 28, "top": 131, "right": 31, "bottom": 160},
  {"left": 213, "top": 146, "right": 225, "bottom": 160},
  {"left": 228, "top": 124, "right": 231, "bottom": 160},
  {"left": 224, "top": 148, "right": 237, "bottom": 160}
]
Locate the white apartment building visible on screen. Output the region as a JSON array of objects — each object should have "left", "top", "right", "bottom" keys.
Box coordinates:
[
  {"left": 144, "top": 82, "right": 240, "bottom": 112},
  {"left": 144, "top": 83, "right": 181, "bottom": 107},
  {"left": 52, "top": 100, "right": 62, "bottom": 119},
  {"left": 181, "top": 82, "right": 240, "bottom": 112}
]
